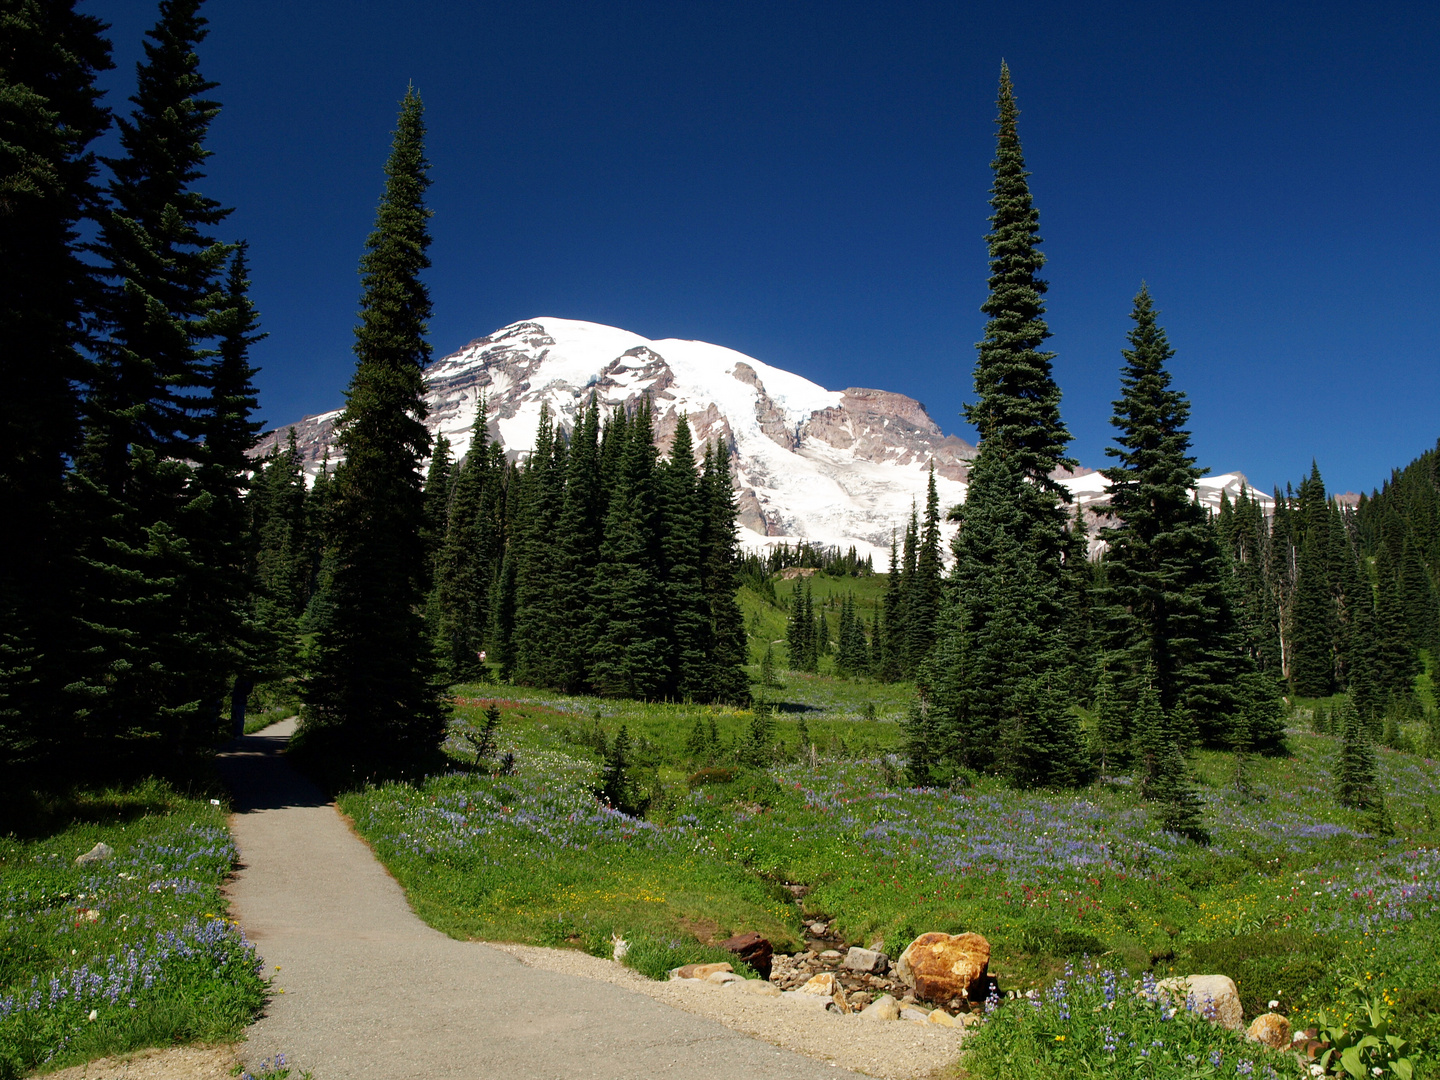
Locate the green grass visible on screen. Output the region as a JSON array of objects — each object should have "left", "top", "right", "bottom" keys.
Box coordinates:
[
  {"left": 0, "top": 781, "right": 265, "bottom": 1079},
  {"left": 740, "top": 570, "right": 889, "bottom": 668}
]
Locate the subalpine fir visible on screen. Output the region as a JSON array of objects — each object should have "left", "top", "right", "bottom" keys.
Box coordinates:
[
  {"left": 1333, "top": 696, "right": 1380, "bottom": 811},
  {"left": 76, "top": 0, "right": 241, "bottom": 765},
  {"left": 300, "top": 89, "right": 445, "bottom": 781},
  {"left": 0, "top": 0, "right": 112, "bottom": 778},
  {"left": 927, "top": 65, "right": 1083, "bottom": 787},
  {"left": 431, "top": 401, "right": 505, "bottom": 682},
  {"left": 589, "top": 400, "right": 669, "bottom": 698},
  {"left": 1098, "top": 285, "right": 1272, "bottom": 749},
  {"left": 696, "top": 439, "right": 750, "bottom": 704},
  {"left": 195, "top": 243, "right": 266, "bottom": 731},
  {"left": 659, "top": 418, "right": 711, "bottom": 700}
]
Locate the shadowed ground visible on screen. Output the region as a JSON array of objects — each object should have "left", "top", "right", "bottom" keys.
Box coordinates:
[{"left": 219, "top": 720, "right": 859, "bottom": 1079}]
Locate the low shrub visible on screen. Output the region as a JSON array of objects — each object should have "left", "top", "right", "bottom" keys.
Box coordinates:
[
  {"left": 618, "top": 933, "right": 757, "bottom": 982},
  {"left": 688, "top": 767, "right": 737, "bottom": 788},
  {"left": 1184, "top": 931, "right": 1338, "bottom": 1021}
]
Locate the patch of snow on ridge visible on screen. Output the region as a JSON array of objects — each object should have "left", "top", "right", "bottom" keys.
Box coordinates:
[{"left": 256, "top": 317, "right": 1267, "bottom": 565}]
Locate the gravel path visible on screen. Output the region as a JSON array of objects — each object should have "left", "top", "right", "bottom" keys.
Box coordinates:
[{"left": 218, "top": 722, "right": 891, "bottom": 1080}]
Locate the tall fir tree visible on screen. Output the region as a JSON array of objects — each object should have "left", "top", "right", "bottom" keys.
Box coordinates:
[
  {"left": 550, "top": 394, "right": 604, "bottom": 691},
  {"left": 511, "top": 404, "right": 565, "bottom": 686},
  {"left": 300, "top": 88, "right": 444, "bottom": 780},
  {"left": 1333, "top": 696, "right": 1380, "bottom": 811},
  {"left": 431, "top": 402, "right": 503, "bottom": 682},
  {"left": 659, "top": 418, "right": 710, "bottom": 699},
  {"left": 0, "top": 0, "right": 112, "bottom": 776},
  {"left": 1097, "top": 285, "right": 1271, "bottom": 749},
  {"left": 589, "top": 400, "right": 670, "bottom": 698},
  {"left": 196, "top": 242, "right": 264, "bottom": 731},
  {"left": 929, "top": 64, "right": 1081, "bottom": 787},
  {"left": 906, "top": 466, "right": 944, "bottom": 671},
  {"left": 75, "top": 0, "right": 238, "bottom": 764},
  {"left": 697, "top": 440, "right": 751, "bottom": 703}
]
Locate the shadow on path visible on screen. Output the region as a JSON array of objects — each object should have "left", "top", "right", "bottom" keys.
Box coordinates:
[{"left": 218, "top": 722, "right": 328, "bottom": 813}]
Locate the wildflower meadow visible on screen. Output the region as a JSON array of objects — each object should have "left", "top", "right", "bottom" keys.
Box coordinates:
[
  {"left": 0, "top": 781, "right": 265, "bottom": 1079},
  {"left": 342, "top": 678, "right": 1440, "bottom": 1078}
]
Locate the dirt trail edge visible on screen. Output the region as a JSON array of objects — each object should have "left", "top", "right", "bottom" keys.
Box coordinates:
[{"left": 218, "top": 721, "right": 864, "bottom": 1080}]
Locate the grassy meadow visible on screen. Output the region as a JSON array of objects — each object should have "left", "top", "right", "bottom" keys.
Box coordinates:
[
  {"left": 337, "top": 628, "right": 1440, "bottom": 1078},
  {"left": 0, "top": 782, "right": 265, "bottom": 1079}
]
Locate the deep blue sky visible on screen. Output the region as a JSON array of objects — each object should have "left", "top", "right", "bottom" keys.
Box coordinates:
[{"left": 87, "top": 0, "right": 1439, "bottom": 495}]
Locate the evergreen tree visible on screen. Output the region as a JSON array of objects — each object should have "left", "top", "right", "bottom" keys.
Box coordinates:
[
  {"left": 512, "top": 404, "right": 565, "bottom": 685},
  {"left": 75, "top": 0, "right": 238, "bottom": 763},
  {"left": 590, "top": 401, "right": 669, "bottom": 698},
  {"left": 421, "top": 433, "right": 453, "bottom": 562},
  {"left": 814, "top": 603, "right": 830, "bottom": 671},
  {"left": 196, "top": 242, "right": 265, "bottom": 731},
  {"left": 1333, "top": 696, "right": 1380, "bottom": 811},
  {"left": 1098, "top": 285, "right": 1265, "bottom": 748},
  {"left": 696, "top": 440, "right": 750, "bottom": 703},
  {"left": 598, "top": 725, "right": 645, "bottom": 816},
  {"left": 759, "top": 642, "right": 781, "bottom": 689},
  {"left": 1289, "top": 465, "right": 1335, "bottom": 695},
  {"left": 551, "top": 395, "right": 603, "bottom": 691},
  {"left": 0, "top": 0, "right": 112, "bottom": 776},
  {"left": 786, "top": 577, "right": 815, "bottom": 672},
  {"left": 431, "top": 402, "right": 504, "bottom": 682},
  {"left": 879, "top": 536, "right": 905, "bottom": 681},
  {"left": 739, "top": 707, "right": 775, "bottom": 769},
  {"left": 902, "top": 695, "right": 938, "bottom": 786},
  {"left": 659, "top": 418, "right": 710, "bottom": 699},
  {"left": 1372, "top": 545, "right": 1418, "bottom": 702},
  {"left": 1090, "top": 666, "right": 1125, "bottom": 779},
  {"left": 906, "top": 467, "right": 944, "bottom": 670},
  {"left": 965, "top": 62, "right": 1075, "bottom": 500},
  {"left": 300, "top": 88, "right": 444, "bottom": 780},
  {"left": 928, "top": 64, "right": 1079, "bottom": 786}
]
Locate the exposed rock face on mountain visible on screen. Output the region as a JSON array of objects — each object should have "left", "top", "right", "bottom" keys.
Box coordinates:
[{"left": 255, "top": 317, "right": 1267, "bottom": 561}]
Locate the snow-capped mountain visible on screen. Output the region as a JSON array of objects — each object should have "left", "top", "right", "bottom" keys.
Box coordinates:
[{"left": 255, "top": 317, "right": 1268, "bottom": 562}]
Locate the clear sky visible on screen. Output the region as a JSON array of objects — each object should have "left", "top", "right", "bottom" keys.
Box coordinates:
[{"left": 86, "top": 0, "right": 1438, "bottom": 496}]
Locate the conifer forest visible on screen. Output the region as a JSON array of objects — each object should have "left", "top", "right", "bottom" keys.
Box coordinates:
[{"left": 3, "top": 4, "right": 1440, "bottom": 1079}]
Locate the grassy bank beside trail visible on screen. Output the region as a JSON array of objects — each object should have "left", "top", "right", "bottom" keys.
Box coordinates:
[
  {"left": 338, "top": 673, "right": 1440, "bottom": 1077},
  {"left": 0, "top": 782, "right": 265, "bottom": 1079}
]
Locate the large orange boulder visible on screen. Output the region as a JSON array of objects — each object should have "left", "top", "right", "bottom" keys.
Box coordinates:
[{"left": 895, "top": 932, "right": 991, "bottom": 1002}]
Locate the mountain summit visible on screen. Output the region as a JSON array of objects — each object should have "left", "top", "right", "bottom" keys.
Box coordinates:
[{"left": 257, "top": 317, "right": 1263, "bottom": 560}]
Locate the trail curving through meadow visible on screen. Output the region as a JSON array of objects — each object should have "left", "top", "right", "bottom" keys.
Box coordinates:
[{"left": 218, "top": 720, "right": 860, "bottom": 1079}]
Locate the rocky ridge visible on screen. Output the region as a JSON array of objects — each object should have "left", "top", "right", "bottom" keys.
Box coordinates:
[{"left": 255, "top": 317, "right": 1270, "bottom": 562}]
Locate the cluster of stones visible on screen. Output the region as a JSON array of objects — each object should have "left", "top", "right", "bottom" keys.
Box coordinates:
[
  {"left": 669, "top": 928, "right": 1307, "bottom": 1057},
  {"left": 670, "top": 931, "right": 993, "bottom": 1029}
]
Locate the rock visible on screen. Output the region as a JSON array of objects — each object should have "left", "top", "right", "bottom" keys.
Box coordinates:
[
  {"left": 719, "top": 931, "right": 774, "bottom": 979},
  {"left": 1247, "top": 1012, "right": 1293, "bottom": 1049},
  {"left": 799, "top": 972, "right": 839, "bottom": 996},
  {"left": 808, "top": 921, "right": 828, "bottom": 935},
  {"left": 900, "top": 1007, "right": 930, "bottom": 1022},
  {"left": 844, "top": 946, "right": 889, "bottom": 974},
  {"left": 819, "top": 949, "right": 843, "bottom": 962},
  {"left": 830, "top": 991, "right": 852, "bottom": 1014},
  {"left": 927, "top": 1009, "right": 958, "bottom": 1028},
  {"left": 895, "top": 932, "right": 991, "bottom": 1003},
  {"left": 75, "top": 842, "right": 113, "bottom": 865},
  {"left": 1155, "top": 975, "right": 1243, "bottom": 1032},
  {"left": 782, "top": 990, "right": 833, "bottom": 1011},
  {"left": 860, "top": 994, "right": 901, "bottom": 1021},
  {"left": 706, "top": 970, "right": 741, "bottom": 985},
  {"left": 848, "top": 991, "right": 873, "bottom": 1008},
  {"left": 729, "top": 979, "right": 781, "bottom": 997},
  {"left": 673, "top": 962, "right": 734, "bottom": 981}
]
